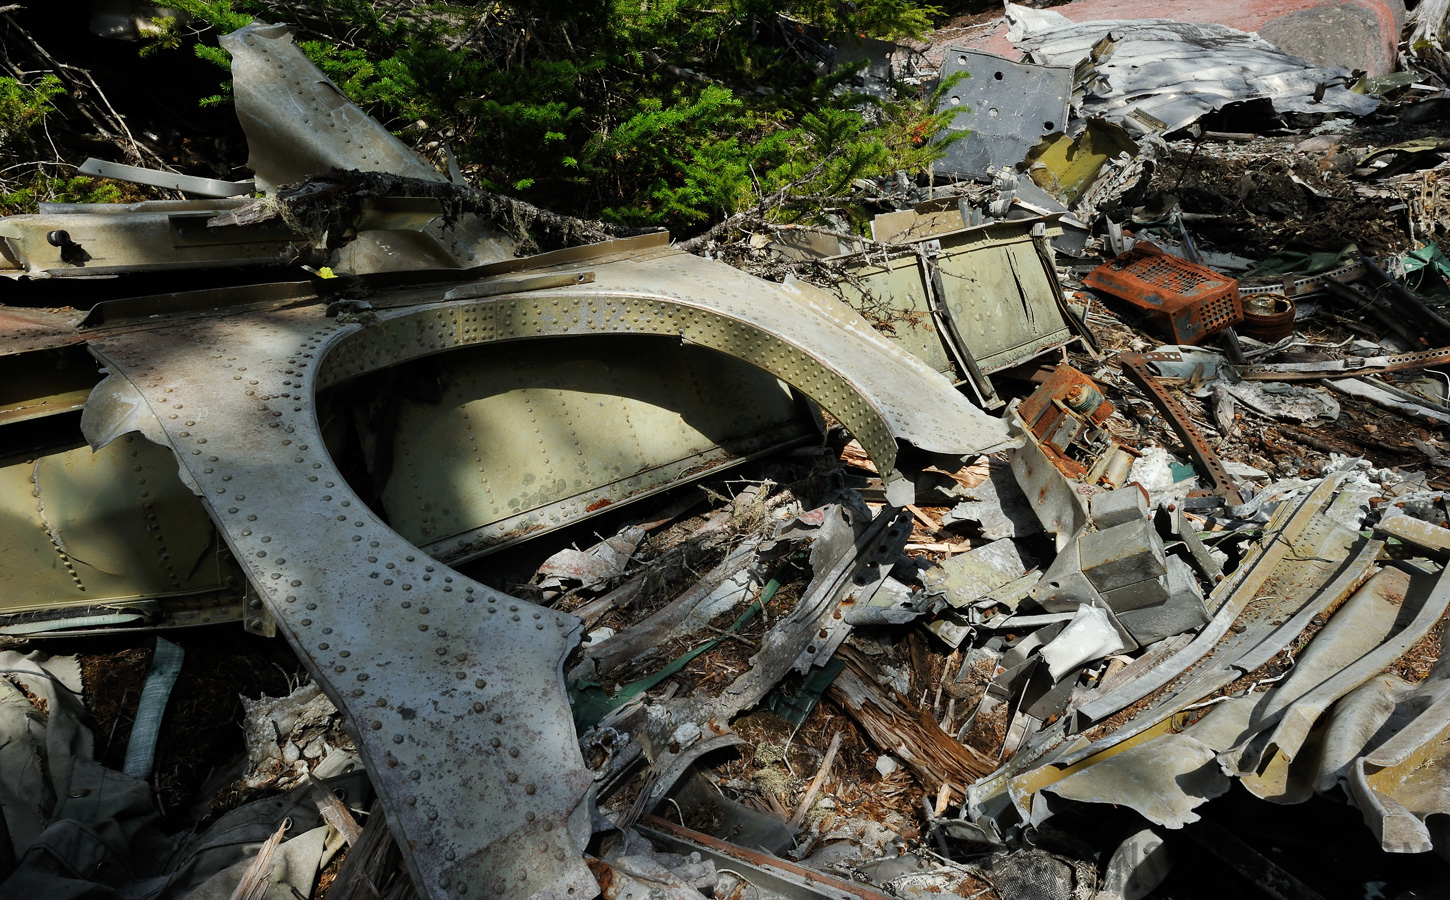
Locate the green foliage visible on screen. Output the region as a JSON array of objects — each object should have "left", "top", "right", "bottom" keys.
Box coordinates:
[
  {"left": 145, "top": 0, "right": 959, "bottom": 234},
  {"left": 0, "top": 75, "right": 124, "bottom": 215},
  {"left": 0, "top": 172, "right": 122, "bottom": 216},
  {"left": 0, "top": 74, "right": 63, "bottom": 147}
]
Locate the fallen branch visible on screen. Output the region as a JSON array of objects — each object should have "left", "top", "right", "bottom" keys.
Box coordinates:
[
  {"left": 210, "top": 170, "right": 657, "bottom": 255},
  {"left": 790, "top": 729, "right": 841, "bottom": 827},
  {"left": 2, "top": 13, "right": 171, "bottom": 172}
]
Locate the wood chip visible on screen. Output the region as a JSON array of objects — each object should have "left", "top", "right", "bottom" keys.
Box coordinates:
[{"left": 790, "top": 730, "right": 842, "bottom": 828}]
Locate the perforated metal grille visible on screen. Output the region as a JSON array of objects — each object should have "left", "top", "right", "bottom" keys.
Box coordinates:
[{"left": 1084, "top": 248, "right": 1242, "bottom": 343}]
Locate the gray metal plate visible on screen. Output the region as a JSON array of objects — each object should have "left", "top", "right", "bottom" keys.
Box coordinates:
[{"left": 935, "top": 48, "right": 1072, "bottom": 179}]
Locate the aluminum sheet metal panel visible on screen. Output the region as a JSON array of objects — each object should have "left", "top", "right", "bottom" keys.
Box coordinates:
[
  {"left": 935, "top": 48, "right": 1072, "bottom": 179},
  {"left": 832, "top": 254, "right": 957, "bottom": 379},
  {"left": 80, "top": 239, "right": 1010, "bottom": 900}
]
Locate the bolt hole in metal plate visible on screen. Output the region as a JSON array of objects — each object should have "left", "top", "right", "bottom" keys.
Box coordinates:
[{"left": 934, "top": 48, "right": 1072, "bottom": 179}]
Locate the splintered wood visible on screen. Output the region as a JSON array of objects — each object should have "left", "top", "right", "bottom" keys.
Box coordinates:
[{"left": 825, "top": 647, "right": 997, "bottom": 804}]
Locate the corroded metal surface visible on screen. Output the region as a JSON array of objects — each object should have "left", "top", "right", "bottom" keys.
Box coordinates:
[
  {"left": 78, "top": 242, "right": 1009, "bottom": 899},
  {"left": 1120, "top": 351, "right": 1244, "bottom": 506},
  {"left": 0, "top": 435, "right": 242, "bottom": 629}
]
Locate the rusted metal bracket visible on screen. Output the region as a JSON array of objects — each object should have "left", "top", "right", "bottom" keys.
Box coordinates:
[{"left": 1119, "top": 351, "right": 1244, "bottom": 507}]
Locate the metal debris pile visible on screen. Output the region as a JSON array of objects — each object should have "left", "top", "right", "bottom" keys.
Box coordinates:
[{"left": 8, "top": 5, "right": 1450, "bottom": 900}]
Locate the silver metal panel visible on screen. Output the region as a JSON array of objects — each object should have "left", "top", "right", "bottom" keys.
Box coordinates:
[{"left": 935, "top": 48, "right": 1072, "bottom": 178}]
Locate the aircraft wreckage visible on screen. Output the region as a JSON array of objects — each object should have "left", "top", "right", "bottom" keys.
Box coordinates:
[
  {"left": 0, "top": 22, "right": 1015, "bottom": 900},
  {"left": 10, "top": 16, "right": 1450, "bottom": 900}
]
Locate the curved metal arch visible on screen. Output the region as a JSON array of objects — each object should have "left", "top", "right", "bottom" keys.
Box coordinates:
[
  {"left": 82, "top": 245, "right": 1007, "bottom": 900},
  {"left": 319, "top": 249, "right": 1009, "bottom": 483}
]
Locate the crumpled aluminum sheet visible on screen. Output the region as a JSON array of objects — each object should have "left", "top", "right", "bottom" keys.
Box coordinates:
[
  {"left": 1038, "top": 559, "right": 1450, "bottom": 832},
  {"left": 1220, "top": 381, "right": 1340, "bottom": 425},
  {"left": 538, "top": 526, "right": 646, "bottom": 591},
  {"left": 1332, "top": 669, "right": 1450, "bottom": 854},
  {"left": 1004, "top": 3, "right": 1379, "bottom": 135},
  {"left": 960, "top": 477, "right": 1381, "bottom": 838}
]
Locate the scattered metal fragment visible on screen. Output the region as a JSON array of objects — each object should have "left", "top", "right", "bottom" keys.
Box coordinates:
[
  {"left": 1220, "top": 564, "right": 1450, "bottom": 804},
  {"left": 537, "top": 527, "right": 646, "bottom": 592},
  {"left": 1377, "top": 513, "right": 1450, "bottom": 557},
  {"left": 1119, "top": 351, "right": 1244, "bottom": 506},
  {"left": 1220, "top": 380, "right": 1340, "bottom": 424},
  {"left": 638, "top": 815, "right": 897, "bottom": 900},
  {"left": 120, "top": 636, "right": 184, "bottom": 779},
  {"left": 1006, "top": 5, "right": 1378, "bottom": 135},
  {"left": 1097, "top": 827, "right": 1172, "bottom": 900},
  {"left": 984, "top": 486, "right": 1381, "bottom": 835},
  {"left": 1024, "top": 118, "right": 1141, "bottom": 206},
  {"left": 1360, "top": 254, "right": 1450, "bottom": 347},
  {"left": 1038, "top": 604, "right": 1126, "bottom": 681},
  {"left": 1237, "top": 345, "right": 1450, "bottom": 381},
  {"left": 1325, "top": 377, "right": 1450, "bottom": 426},
  {"left": 76, "top": 157, "right": 256, "bottom": 197},
  {"left": 923, "top": 540, "right": 1033, "bottom": 610},
  {"left": 702, "top": 507, "right": 908, "bottom": 720},
  {"left": 0, "top": 199, "right": 304, "bottom": 278}
]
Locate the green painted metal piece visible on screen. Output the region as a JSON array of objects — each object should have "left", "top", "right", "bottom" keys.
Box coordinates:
[
  {"left": 836, "top": 218, "right": 1090, "bottom": 394},
  {"left": 0, "top": 435, "right": 245, "bottom": 630},
  {"left": 337, "top": 336, "right": 818, "bottom": 563}
]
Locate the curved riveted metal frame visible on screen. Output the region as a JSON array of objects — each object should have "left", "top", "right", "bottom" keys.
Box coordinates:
[
  {"left": 84, "top": 247, "right": 1007, "bottom": 900},
  {"left": 318, "top": 295, "right": 899, "bottom": 467}
]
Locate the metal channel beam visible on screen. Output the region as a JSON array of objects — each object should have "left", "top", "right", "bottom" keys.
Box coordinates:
[{"left": 80, "top": 244, "right": 1009, "bottom": 900}]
